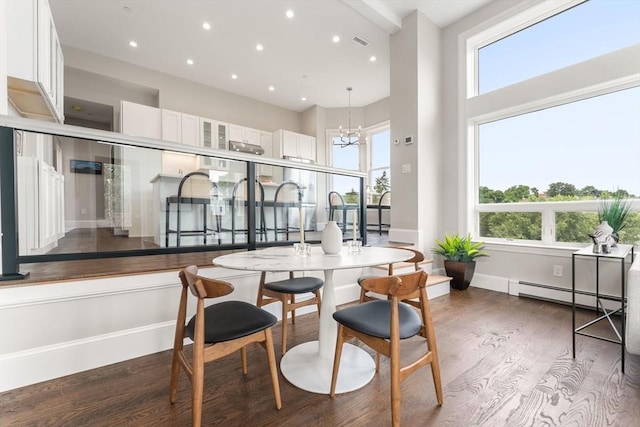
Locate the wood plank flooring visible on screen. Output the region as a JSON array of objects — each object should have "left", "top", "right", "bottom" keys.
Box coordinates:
[{"left": 1, "top": 287, "right": 638, "bottom": 426}]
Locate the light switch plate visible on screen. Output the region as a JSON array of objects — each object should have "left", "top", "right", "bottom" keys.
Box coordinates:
[{"left": 401, "top": 164, "right": 411, "bottom": 174}]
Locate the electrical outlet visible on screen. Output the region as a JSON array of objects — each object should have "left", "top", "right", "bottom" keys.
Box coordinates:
[{"left": 553, "top": 265, "right": 563, "bottom": 277}]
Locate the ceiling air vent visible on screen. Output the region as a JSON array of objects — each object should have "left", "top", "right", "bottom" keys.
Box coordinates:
[{"left": 351, "top": 35, "right": 369, "bottom": 47}]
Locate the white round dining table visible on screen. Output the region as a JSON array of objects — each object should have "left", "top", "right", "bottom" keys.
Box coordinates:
[{"left": 213, "top": 245, "right": 414, "bottom": 394}]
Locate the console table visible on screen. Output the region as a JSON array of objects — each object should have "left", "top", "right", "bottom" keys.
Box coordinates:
[{"left": 572, "top": 243, "right": 634, "bottom": 373}]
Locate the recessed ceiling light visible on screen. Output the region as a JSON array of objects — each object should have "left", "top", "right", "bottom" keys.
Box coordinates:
[
  {"left": 369, "top": 56, "right": 377, "bottom": 62},
  {"left": 202, "top": 22, "right": 211, "bottom": 30},
  {"left": 186, "top": 59, "right": 194, "bottom": 65},
  {"left": 129, "top": 40, "right": 138, "bottom": 48},
  {"left": 256, "top": 44, "right": 264, "bottom": 51},
  {"left": 269, "top": 86, "right": 275, "bottom": 91},
  {"left": 231, "top": 74, "right": 238, "bottom": 80},
  {"left": 332, "top": 36, "right": 340, "bottom": 43},
  {"left": 301, "top": 97, "right": 307, "bottom": 101},
  {"left": 286, "top": 10, "right": 294, "bottom": 18}
]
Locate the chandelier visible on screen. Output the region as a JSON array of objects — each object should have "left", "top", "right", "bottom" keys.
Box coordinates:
[{"left": 336, "top": 87, "right": 362, "bottom": 148}]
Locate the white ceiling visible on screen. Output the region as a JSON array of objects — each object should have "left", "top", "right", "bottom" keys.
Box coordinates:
[{"left": 50, "top": 0, "right": 491, "bottom": 112}]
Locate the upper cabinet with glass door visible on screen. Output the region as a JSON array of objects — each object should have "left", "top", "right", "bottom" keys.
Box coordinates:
[{"left": 199, "top": 118, "right": 229, "bottom": 170}]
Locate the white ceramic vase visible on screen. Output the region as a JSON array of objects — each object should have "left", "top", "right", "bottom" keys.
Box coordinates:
[{"left": 322, "top": 221, "right": 343, "bottom": 254}]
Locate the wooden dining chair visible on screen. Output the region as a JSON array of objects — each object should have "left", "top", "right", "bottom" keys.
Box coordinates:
[
  {"left": 330, "top": 270, "right": 443, "bottom": 427},
  {"left": 170, "top": 266, "right": 282, "bottom": 427},
  {"left": 257, "top": 271, "right": 323, "bottom": 353},
  {"left": 359, "top": 247, "right": 425, "bottom": 305}
]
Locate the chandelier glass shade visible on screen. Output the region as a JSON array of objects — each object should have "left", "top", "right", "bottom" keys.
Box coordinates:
[{"left": 336, "top": 87, "right": 362, "bottom": 148}]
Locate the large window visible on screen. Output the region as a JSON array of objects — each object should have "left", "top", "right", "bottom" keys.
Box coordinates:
[
  {"left": 469, "top": 0, "right": 640, "bottom": 246},
  {"left": 330, "top": 135, "right": 361, "bottom": 203},
  {"left": 328, "top": 124, "right": 391, "bottom": 205},
  {"left": 478, "top": 0, "right": 640, "bottom": 94},
  {"left": 368, "top": 128, "right": 390, "bottom": 204}
]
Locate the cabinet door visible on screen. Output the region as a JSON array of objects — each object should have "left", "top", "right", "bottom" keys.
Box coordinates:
[
  {"left": 282, "top": 131, "right": 298, "bottom": 157},
  {"left": 245, "top": 127, "right": 261, "bottom": 145},
  {"left": 121, "top": 101, "right": 161, "bottom": 138},
  {"left": 6, "top": 0, "right": 37, "bottom": 80},
  {"left": 228, "top": 124, "right": 245, "bottom": 142},
  {"left": 216, "top": 122, "right": 228, "bottom": 150},
  {"left": 298, "top": 134, "right": 316, "bottom": 161},
  {"left": 181, "top": 113, "right": 200, "bottom": 146},
  {"left": 161, "top": 109, "right": 182, "bottom": 143},
  {"left": 37, "top": 0, "right": 52, "bottom": 98},
  {"left": 200, "top": 118, "right": 214, "bottom": 149},
  {"left": 55, "top": 42, "right": 64, "bottom": 121}
]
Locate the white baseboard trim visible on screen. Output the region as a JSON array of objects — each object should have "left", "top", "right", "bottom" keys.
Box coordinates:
[
  {"left": 388, "top": 228, "right": 422, "bottom": 247},
  {"left": 0, "top": 321, "right": 175, "bottom": 392},
  {"left": 470, "top": 273, "right": 510, "bottom": 293}
]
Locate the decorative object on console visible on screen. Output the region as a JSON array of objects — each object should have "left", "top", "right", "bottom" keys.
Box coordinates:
[
  {"left": 322, "top": 221, "right": 343, "bottom": 254},
  {"left": 433, "top": 233, "right": 488, "bottom": 290},
  {"left": 335, "top": 87, "right": 361, "bottom": 148},
  {"left": 588, "top": 220, "right": 615, "bottom": 253},
  {"left": 598, "top": 197, "right": 633, "bottom": 245}
]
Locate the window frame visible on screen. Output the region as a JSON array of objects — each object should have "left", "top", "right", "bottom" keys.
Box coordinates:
[
  {"left": 462, "top": 0, "right": 640, "bottom": 248},
  {"left": 366, "top": 121, "right": 391, "bottom": 202}
]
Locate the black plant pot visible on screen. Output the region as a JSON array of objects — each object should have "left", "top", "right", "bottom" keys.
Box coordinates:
[{"left": 444, "top": 260, "right": 476, "bottom": 290}]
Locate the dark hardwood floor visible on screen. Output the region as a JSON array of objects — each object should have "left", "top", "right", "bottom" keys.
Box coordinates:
[{"left": 1, "top": 287, "right": 638, "bottom": 426}]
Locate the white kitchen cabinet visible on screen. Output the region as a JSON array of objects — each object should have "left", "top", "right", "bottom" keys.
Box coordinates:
[
  {"left": 120, "top": 101, "right": 161, "bottom": 139},
  {"left": 6, "top": 0, "right": 64, "bottom": 122},
  {"left": 161, "top": 109, "right": 181, "bottom": 143},
  {"left": 180, "top": 113, "right": 200, "bottom": 146},
  {"left": 199, "top": 118, "right": 229, "bottom": 170},
  {"left": 229, "top": 124, "right": 261, "bottom": 145},
  {"left": 273, "top": 130, "right": 316, "bottom": 161},
  {"left": 200, "top": 118, "right": 228, "bottom": 150},
  {"left": 161, "top": 110, "right": 200, "bottom": 145},
  {"left": 17, "top": 156, "right": 65, "bottom": 255}
]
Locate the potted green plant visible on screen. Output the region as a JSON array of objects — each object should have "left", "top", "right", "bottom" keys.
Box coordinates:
[
  {"left": 598, "top": 197, "right": 632, "bottom": 245},
  {"left": 433, "top": 234, "right": 489, "bottom": 290}
]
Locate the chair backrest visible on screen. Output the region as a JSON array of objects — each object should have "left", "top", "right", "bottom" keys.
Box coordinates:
[
  {"left": 360, "top": 270, "right": 427, "bottom": 299},
  {"left": 275, "top": 181, "right": 302, "bottom": 204},
  {"left": 178, "top": 172, "right": 212, "bottom": 199},
  {"left": 387, "top": 247, "right": 424, "bottom": 275},
  {"left": 329, "top": 191, "right": 345, "bottom": 207},
  {"left": 179, "top": 265, "right": 235, "bottom": 299},
  {"left": 379, "top": 191, "right": 391, "bottom": 207},
  {"left": 232, "top": 178, "right": 265, "bottom": 202}
]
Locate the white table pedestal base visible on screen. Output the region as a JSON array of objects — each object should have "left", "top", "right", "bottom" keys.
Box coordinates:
[{"left": 280, "top": 341, "right": 376, "bottom": 394}]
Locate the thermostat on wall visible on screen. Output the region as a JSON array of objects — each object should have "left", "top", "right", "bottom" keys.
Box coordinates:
[{"left": 404, "top": 135, "right": 413, "bottom": 145}]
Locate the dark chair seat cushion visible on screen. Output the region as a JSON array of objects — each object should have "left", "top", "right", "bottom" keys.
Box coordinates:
[
  {"left": 186, "top": 301, "right": 277, "bottom": 344},
  {"left": 264, "top": 277, "right": 324, "bottom": 294},
  {"left": 333, "top": 300, "right": 422, "bottom": 339}
]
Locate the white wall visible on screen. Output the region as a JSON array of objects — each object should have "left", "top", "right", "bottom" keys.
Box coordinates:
[
  {"left": 64, "top": 47, "right": 301, "bottom": 133},
  {"left": 388, "top": 11, "right": 442, "bottom": 253}
]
